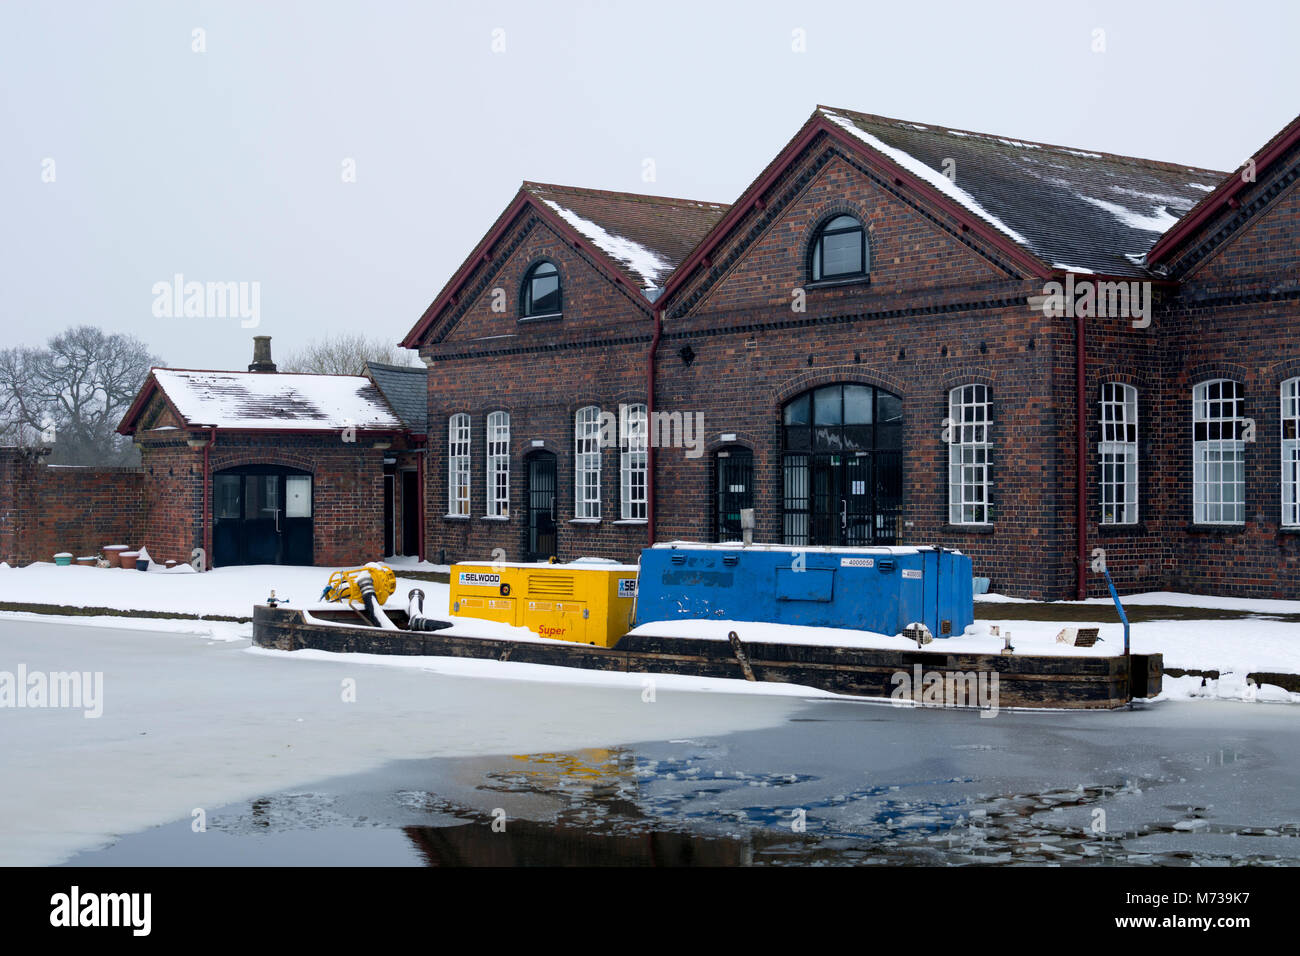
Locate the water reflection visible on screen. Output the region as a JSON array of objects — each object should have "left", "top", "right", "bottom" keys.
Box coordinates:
[{"left": 390, "top": 746, "right": 1297, "bottom": 866}]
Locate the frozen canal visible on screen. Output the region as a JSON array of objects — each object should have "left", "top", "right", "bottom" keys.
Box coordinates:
[{"left": 3, "top": 617, "right": 1298, "bottom": 866}]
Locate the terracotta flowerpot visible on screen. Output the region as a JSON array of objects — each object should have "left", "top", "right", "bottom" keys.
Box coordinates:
[
  {"left": 119, "top": 551, "right": 139, "bottom": 571},
  {"left": 76, "top": 556, "right": 96, "bottom": 567},
  {"left": 103, "top": 545, "right": 128, "bottom": 568}
]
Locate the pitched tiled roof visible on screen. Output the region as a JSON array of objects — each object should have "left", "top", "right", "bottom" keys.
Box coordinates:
[
  {"left": 1148, "top": 111, "right": 1300, "bottom": 266},
  {"left": 365, "top": 361, "right": 428, "bottom": 434},
  {"left": 818, "top": 106, "right": 1229, "bottom": 277},
  {"left": 523, "top": 182, "right": 729, "bottom": 297},
  {"left": 138, "top": 369, "right": 405, "bottom": 432}
]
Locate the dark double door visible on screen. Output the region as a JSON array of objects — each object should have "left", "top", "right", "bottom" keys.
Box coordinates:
[
  {"left": 213, "top": 466, "right": 313, "bottom": 566},
  {"left": 807, "top": 451, "right": 901, "bottom": 547},
  {"left": 525, "top": 452, "right": 557, "bottom": 562}
]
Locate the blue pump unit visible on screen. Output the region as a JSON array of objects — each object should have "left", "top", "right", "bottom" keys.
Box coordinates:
[{"left": 634, "top": 544, "right": 974, "bottom": 639}]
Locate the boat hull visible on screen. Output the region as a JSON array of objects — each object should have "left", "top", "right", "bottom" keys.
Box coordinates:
[{"left": 252, "top": 605, "right": 1161, "bottom": 710}]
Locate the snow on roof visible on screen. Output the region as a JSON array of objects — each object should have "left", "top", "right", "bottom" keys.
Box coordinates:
[
  {"left": 652, "top": 541, "right": 929, "bottom": 555},
  {"left": 1077, "top": 195, "right": 1181, "bottom": 233},
  {"left": 821, "top": 108, "right": 1033, "bottom": 248},
  {"left": 150, "top": 369, "right": 404, "bottom": 431},
  {"left": 542, "top": 199, "right": 673, "bottom": 292},
  {"left": 521, "top": 183, "right": 728, "bottom": 299},
  {"left": 817, "top": 106, "right": 1228, "bottom": 276}
]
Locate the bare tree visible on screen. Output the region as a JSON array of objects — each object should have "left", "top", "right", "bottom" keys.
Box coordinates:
[
  {"left": 0, "top": 327, "right": 162, "bottom": 465},
  {"left": 278, "top": 332, "right": 420, "bottom": 376}
]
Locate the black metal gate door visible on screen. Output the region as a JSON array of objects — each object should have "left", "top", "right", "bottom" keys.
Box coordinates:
[
  {"left": 526, "top": 453, "right": 557, "bottom": 561},
  {"left": 800, "top": 453, "right": 899, "bottom": 547},
  {"left": 715, "top": 449, "right": 753, "bottom": 541}
]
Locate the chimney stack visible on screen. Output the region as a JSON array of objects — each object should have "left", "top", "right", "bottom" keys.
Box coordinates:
[{"left": 249, "top": 336, "right": 276, "bottom": 373}]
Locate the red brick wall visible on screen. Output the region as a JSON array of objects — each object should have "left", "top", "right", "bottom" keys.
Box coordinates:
[
  {"left": 0, "top": 449, "right": 144, "bottom": 566},
  {"left": 656, "top": 136, "right": 1073, "bottom": 599},
  {"left": 418, "top": 212, "right": 655, "bottom": 565},
  {"left": 1145, "top": 149, "right": 1300, "bottom": 600},
  {"left": 135, "top": 433, "right": 391, "bottom": 568},
  {"left": 409, "top": 133, "right": 1300, "bottom": 601}
]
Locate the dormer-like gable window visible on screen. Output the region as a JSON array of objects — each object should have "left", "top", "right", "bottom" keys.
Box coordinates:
[
  {"left": 809, "top": 215, "right": 868, "bottom": 282},
  {"left": 521, "top": 261, "right": 561, "bottom": 318}
]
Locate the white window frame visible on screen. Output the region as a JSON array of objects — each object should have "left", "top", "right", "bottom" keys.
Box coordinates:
[
  {"left": 1283, "top": 378, "right": 1300, "bottom": 527},
  {"left": 1099, "top": 383, "right": 1139, "bottom": 525},
  {"left": 620, "top": 403, "right": 648, "bottom": 520},
  {"left": 486, "top": 411, "right": 510, "bottom": 517},
  {"left": 948, "top": 384, "right": 991, "bottom": 525},
  {"left": 574, "top": 406, "right": 602, "bottom": 519},
  {"left": 447, "top": 413, "right": 470, "bottom": 517},
  {"left": 1192, "top": 379, "right": 1246, "bottom": 525}
]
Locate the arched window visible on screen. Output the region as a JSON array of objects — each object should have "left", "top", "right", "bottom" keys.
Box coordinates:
[
  {"left": 1099, "top": 383, "right": 1138, "bottom": 525},
  {"left": 1281, "top": 378, "right": 1299, "bottom": 527},
  {"left": 521, "top": 261, "right": 561, "bottom": 318},
  {"left": 948, "top": 384, "right": 991, "bottom": 525},
  {"left": 574, "top": 405, "right": 602, "bottom": 519},
  {"left": 620, "top": 403, "right": 648, "bottom": 520},
  {"left": 448, "top": 413, "right": 470, "bottom": 516},
  {"left": 486, "top": 411, "right": 510, "bottom": 517},
  {"left": 782, "top": 384, "right": 902, "bottom": 545},
  {"left": 1192, "top": 379, "right": 1245, "bottom": 525},
  {"left": 809, "top": 215, "right": 867, "bottom": 282}
]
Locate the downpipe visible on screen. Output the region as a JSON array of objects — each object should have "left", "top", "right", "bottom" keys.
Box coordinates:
[
  {"left": 1075, "top": 309, "right": 1087, "bottom": 601},
  {"left": 646, "top": 307, "right": 662, "bottom": 549}
]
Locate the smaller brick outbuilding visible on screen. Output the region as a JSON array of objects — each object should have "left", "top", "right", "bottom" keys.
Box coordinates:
[{"left": 116, "top": 337, "right": 422, "bottom": 569}]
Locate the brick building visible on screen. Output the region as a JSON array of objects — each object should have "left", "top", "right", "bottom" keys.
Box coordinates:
[
  {"left": 111, "top": 337, "right": 424, "bottom": 569},
  {"left": 403, "top": 105, "right": 1300, "bottom": 601}
]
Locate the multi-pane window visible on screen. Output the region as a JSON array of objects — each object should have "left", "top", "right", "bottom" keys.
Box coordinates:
[
  {"left": 486, "top": 411, "right": 509, "bottom": 517},
  {"left": 574, "top": 405, "right": 602, "bottom": 519},
  {"left": 810, "top": 215, "right": 868, "bottom": 282},
  {"left": 1283, "top": 378, "right": 1300, "bottom": 527},
  {"left": 1193, "top": 379, "right": 1246, "bottom": 524},
  {"left": 521, "top": 261, "right": 561, "bottom": 317},
  {"left": 948, "top": 384, "right": 991, "bottom": 525},
  {"left": 1099, "top": 383, "right": 1139, "bottom": 525},
  {"left": 447, "top": 413, "right": 470, "bottom": 516},
  {"left": 620, "top": 403, "right": 648, "bottom": 520}
]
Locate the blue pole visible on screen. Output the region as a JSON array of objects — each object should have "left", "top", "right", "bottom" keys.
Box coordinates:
[{"left": 1103, "top": 568, "right": 1130, "bottom": 656}]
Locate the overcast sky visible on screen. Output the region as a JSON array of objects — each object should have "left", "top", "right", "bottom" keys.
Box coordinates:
[{"left": 3, "top": 0, "right": 1297, "bottom": 371}]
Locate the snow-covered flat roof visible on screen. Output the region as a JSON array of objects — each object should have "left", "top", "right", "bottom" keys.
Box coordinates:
[
  {"left": 651, "top": 541, "right": 938, "bottom": 555},
  {"left": 150, "top": 369, "right": 404, "bottom": 431},
  {"left": 453, "top": 559, "right": 640, "bottom": 572}
]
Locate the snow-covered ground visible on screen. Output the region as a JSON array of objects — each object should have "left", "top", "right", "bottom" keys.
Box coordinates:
[
  {"left": 0, "top": 561, "right": 447, "bottom": 619},
  {"left": 979, "top": 589, "right": 1300, "bottom": 615}
]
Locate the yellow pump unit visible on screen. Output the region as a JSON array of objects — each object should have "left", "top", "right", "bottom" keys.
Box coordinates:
[
  {"left": 321, "top": 563, "right": 397, "bottom": 606},
  {"left": 449, "top": 562, "right": 639, "bottom": 647}
]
